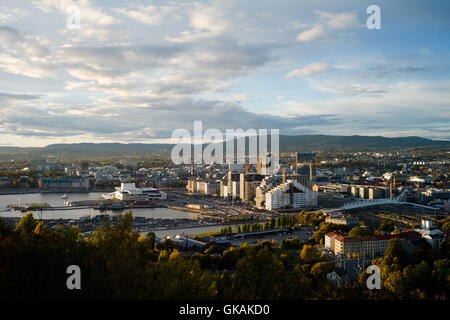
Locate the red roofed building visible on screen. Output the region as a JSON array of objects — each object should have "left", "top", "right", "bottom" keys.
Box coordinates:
[{"left": 327, "top": 231, "right": 422, "bottom": 257}]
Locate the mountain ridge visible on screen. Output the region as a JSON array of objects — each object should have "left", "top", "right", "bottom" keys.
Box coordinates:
[{"left": 1, "top": 134, "right": 448, "bottom": 154}]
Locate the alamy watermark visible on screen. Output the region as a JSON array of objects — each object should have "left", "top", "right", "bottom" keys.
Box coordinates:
[
  {"left": 170, "top": 121, "right": 280, "bottom": 174},
  {"left": 366, "top": 264, "right": 381, "bottom": 289},
  {"left": 66, "top": 5, "right": 81, "bottom": 30},
  {"left": 66, "top": 265, "right": 81, "bottom": 290},
  {"left": 367, "top": 5, "right": 381, "bottom": 30}
]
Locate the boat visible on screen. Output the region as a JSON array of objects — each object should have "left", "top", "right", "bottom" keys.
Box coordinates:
[{"left": 61, "top": 194, "right": 68, "bottom": 199}]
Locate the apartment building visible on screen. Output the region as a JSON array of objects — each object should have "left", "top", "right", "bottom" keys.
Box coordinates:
[{"left": 325, "top": 231, "right": 422, "bottom": 257}]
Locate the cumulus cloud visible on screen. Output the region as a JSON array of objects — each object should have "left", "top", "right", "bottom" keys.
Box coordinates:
[{"left": 168, "top": 2, "right": 234, "bottom": 43}]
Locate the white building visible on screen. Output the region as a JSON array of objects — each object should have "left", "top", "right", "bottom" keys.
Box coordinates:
[
  {"left": 106, "top": 183, "right": 167, "bottom": 201},
  {"left": 264, "top": 179, "right": 317, "bottom": 210},
  {"left": 187, "top": 180, "right": 220, "bottom": 195},
  {"left": 414, "top": 220, "right": 445, "bottom": 250}
]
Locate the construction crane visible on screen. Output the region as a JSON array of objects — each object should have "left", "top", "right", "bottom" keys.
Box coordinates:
[
  {"left": 281, "top": 168, "right": 286, "bottom": 209},
  {"left": 389, "top": 175, "right": 395, "bottom": 199},
  {"left": 309, "top": 162, "right": 313, "bottom": 209}
]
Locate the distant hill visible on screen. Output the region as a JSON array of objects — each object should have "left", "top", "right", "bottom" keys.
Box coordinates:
[
  {"left": 0, "top": 135, "right": 448, "bottom": 156},
  {"left": 278, "top": 135, "right": 449, "bottom": 151},
  {"left": 43, "top": 143, "right": 173, "bottom": 152},
  {"left": 43, "top": 135, "right": 449, "bottom": 153}
]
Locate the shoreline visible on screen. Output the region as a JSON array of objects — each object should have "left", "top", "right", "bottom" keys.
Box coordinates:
[{"left": 0, "top": 189, "right": 113, "bottom": 196}]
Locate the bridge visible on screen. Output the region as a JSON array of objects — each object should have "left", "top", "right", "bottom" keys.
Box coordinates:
[{"left": 323, "top": 197, "right": 437, "bottom": 213}]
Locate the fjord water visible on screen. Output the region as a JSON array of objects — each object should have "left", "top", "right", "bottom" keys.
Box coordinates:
[{"left": 0, "top": 192, "right": 192, "bottom": 220}]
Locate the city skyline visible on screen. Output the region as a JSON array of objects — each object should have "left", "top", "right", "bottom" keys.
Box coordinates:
[{"left": 0, "top": 0, "right": 449, "bottom": 147}]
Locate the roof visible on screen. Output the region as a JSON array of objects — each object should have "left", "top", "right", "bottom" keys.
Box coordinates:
[{"left": 335, "top": 231, "right": 421, "bottom": 243}]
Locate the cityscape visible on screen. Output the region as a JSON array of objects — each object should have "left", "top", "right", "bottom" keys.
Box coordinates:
[{"left": 0, "top": 0, "right": 448, "bottom": 310}]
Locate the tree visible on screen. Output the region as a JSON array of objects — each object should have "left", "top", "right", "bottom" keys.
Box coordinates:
[
  {"left": 231, "top": 247, "right": 285, "bottom": 299},
  {"left": 15, "top": 212, "right": 38, "bottom": 238},
  {"left": 300, "top": 245, "right": 316, "bottom": 263},
  {"left": 310, "top": 262, "right": 333, "bottom": 279},
  {"left": 163, "top": 238, "right": 175, "bottom": 250},
  {"left": 384, "top": 238, "right": 408, "bottom": 267},
  {"left": 0, "top": 217, "right": 12, "bottom": 238},
  {"left": 221, "top": 247, "right": 240, "bottom": 269},
  {"left": 348, "top": 226, "right": 372, "bottom": 237}
]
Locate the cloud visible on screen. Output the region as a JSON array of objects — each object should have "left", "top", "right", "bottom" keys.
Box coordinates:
[
  {"left": 168, "top": 2, "right": 233, "bottom": 42},
  {"left": 270, "top": 80, "right": 450, "bottom": 140},
  {"left": 190, "top": 3, "right": 230, "bottom": 36},
  {"left": 0, "top": 27, "right": 55, "bottom": 78},
  {"left": 0, "top": 7, "right": 28, "bottom": 23},
  {"left": 231, "top": 94, "right": 248, "bottom": 102},
  {"left": 32, "top": 0, "right": 119, "bottom": 25},
  {"left": 296, "top": 11, "right": 361, "bottom": 42},
  {"left": 58, "top": 44, "right": 184, "bottom": 90},
  {"left": 2, "top": 1, "right": 448, "bottom": 145},
  {"left": 296, "top": 24, "right": 326, "bottom": 42},
  {"left": 286, "top": 63, "right": 330, "bottom": 78},
  {"left": 32, "top": 0, "right": 122, "bottom": 42},
  {"left": 0, "top": 93, "right": 340, "bottom": 142},
  {"left": 316, "top": 11, "right": 360, "bottom": 30},
  {"left": 114, "top": 5, "right": 178, "bottom": 26},
  {"left": 0, "top": 92, "right": 41, "bottom": 101}
]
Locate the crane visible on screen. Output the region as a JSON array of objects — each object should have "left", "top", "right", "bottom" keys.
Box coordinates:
[
  {"left": 281, "top": 168, "right": 286, "bottom": 209},
  {"left": 309, "top": 162, "right": 313, "bottom": 209}
]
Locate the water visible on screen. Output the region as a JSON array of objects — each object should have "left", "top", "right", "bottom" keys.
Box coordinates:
[
  {"left": 0, "top": 192, "right": 247, "bottom": 238},
  {"left": 0, "top": 192, "right": 193, "bottom": 220}
]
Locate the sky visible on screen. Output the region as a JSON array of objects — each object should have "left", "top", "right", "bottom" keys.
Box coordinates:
[{"left": 0, "top": 0, "right": 449, "bottom": 147}]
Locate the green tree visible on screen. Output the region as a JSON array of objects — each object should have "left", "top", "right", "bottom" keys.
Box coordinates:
[
  {"left": 300, "top": 245, "right": 316, "bottom": 263},
  {"left": 348, "top": 226, "right": 372, "bottom": 237},
  {"left": 15, "top": 212, "right": 38, "bottom": 238}
]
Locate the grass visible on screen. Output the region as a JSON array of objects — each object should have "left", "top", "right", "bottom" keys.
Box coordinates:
[{"left": 29, "top": 203, "right": 49, "bottom": 207}]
